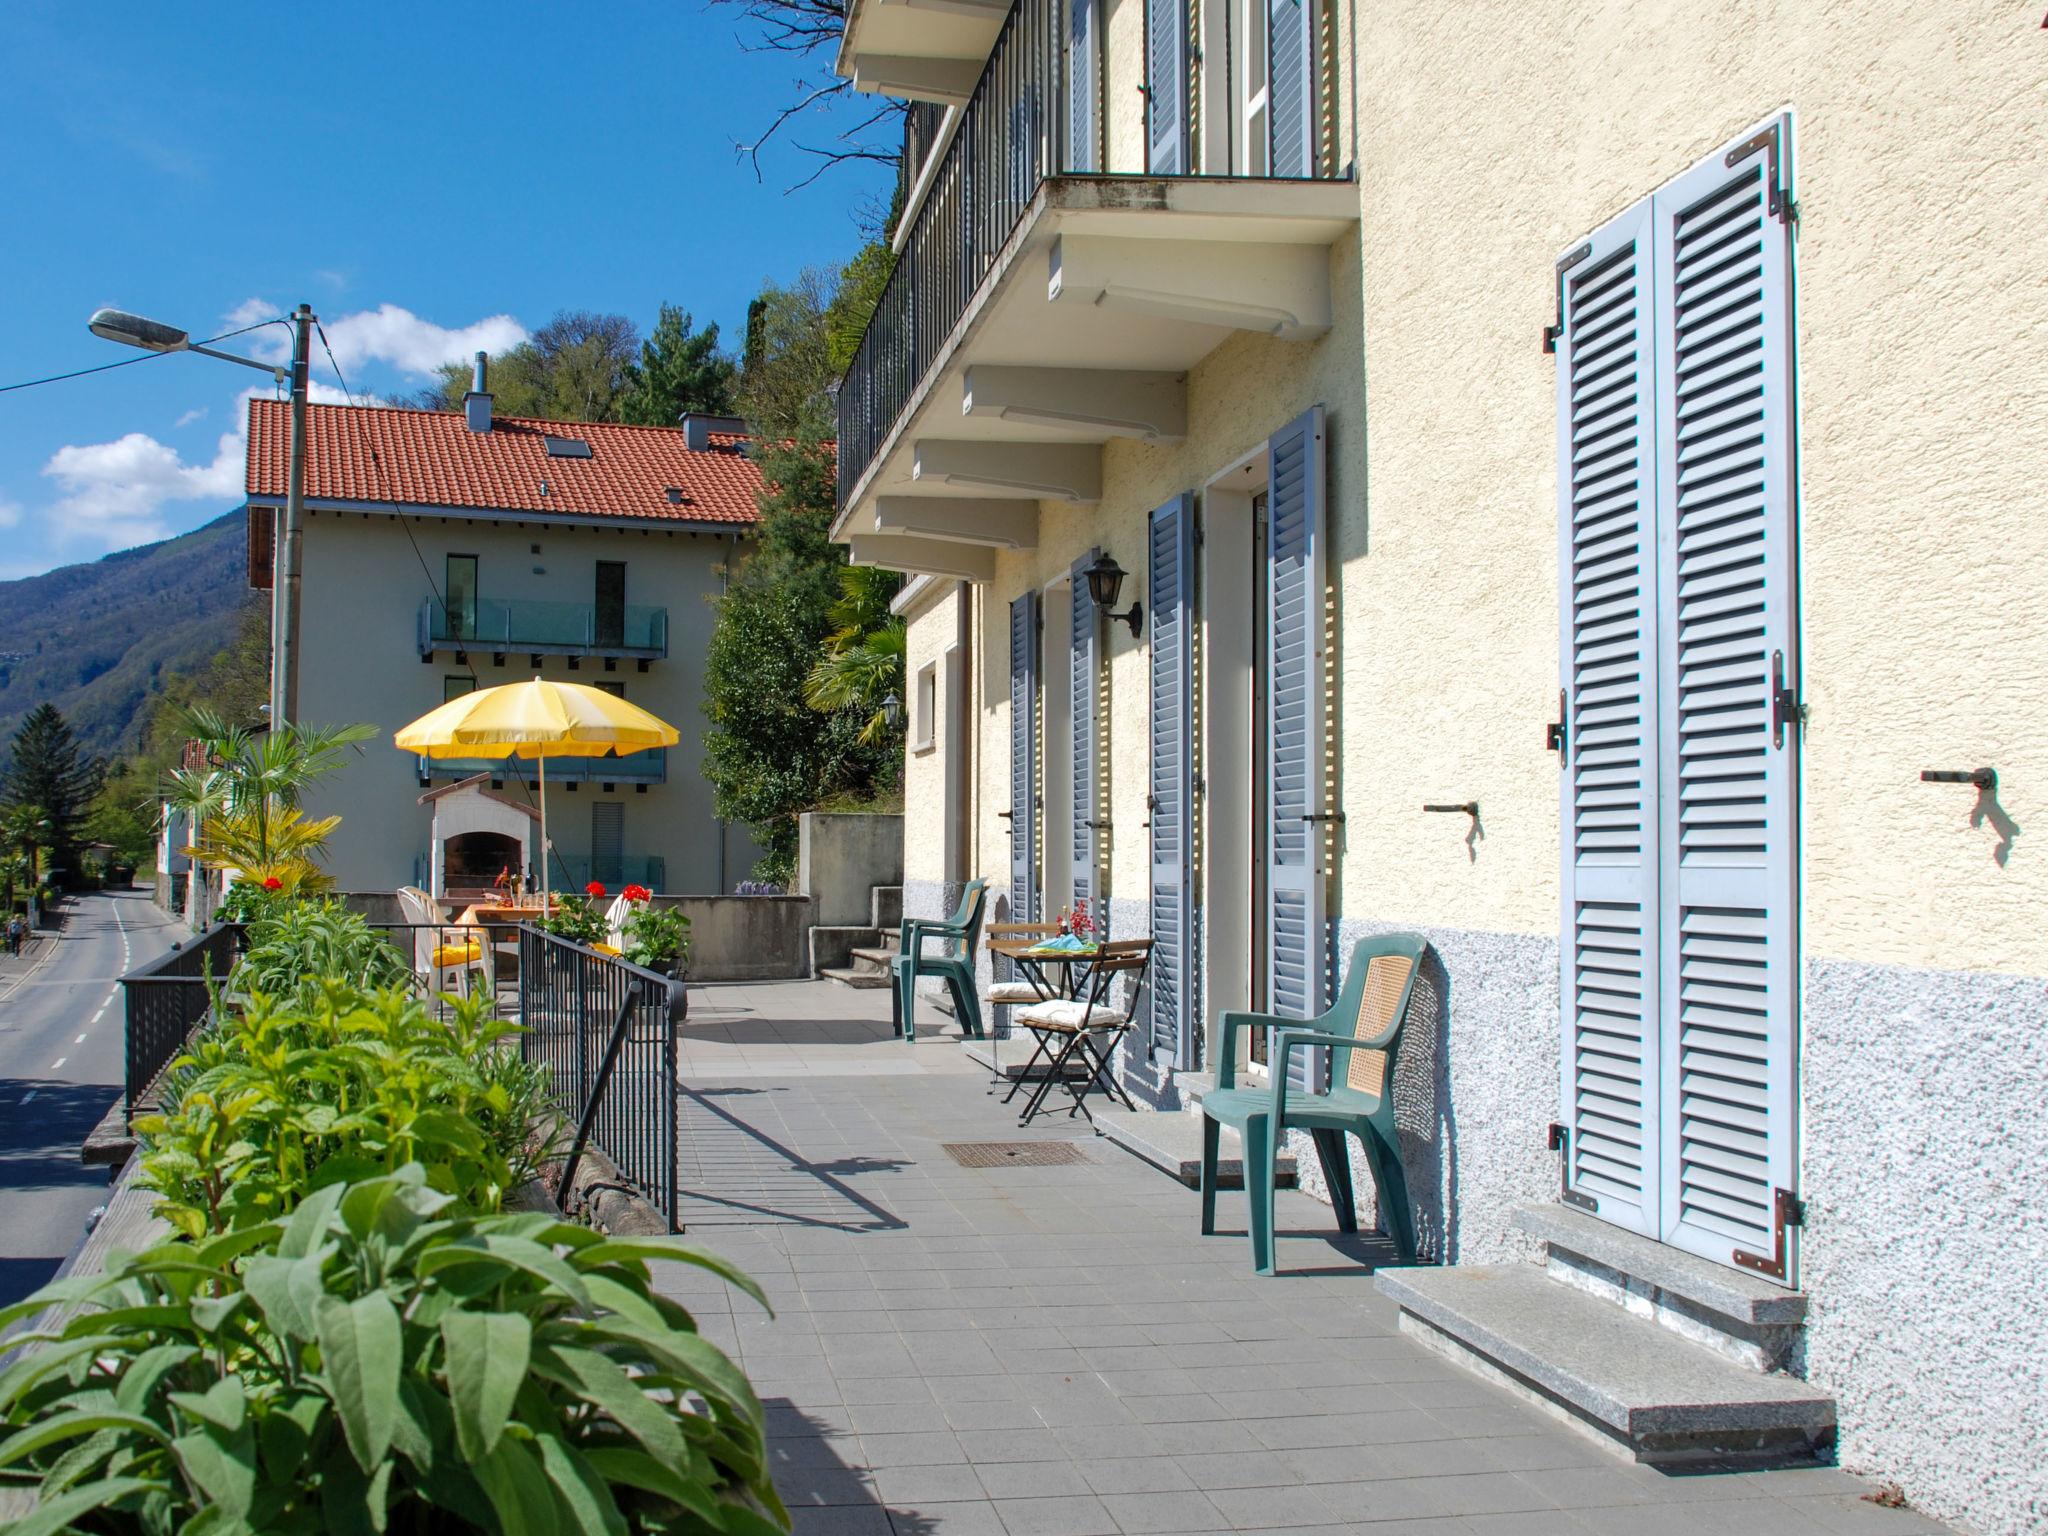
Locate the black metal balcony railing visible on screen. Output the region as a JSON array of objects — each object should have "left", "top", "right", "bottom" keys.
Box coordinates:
[
  {"left": 836, "top": 0, "right": 1343, "bottom": 507},
  {"left": 903, "top": 100, "right": 948, "bottom": 192}
]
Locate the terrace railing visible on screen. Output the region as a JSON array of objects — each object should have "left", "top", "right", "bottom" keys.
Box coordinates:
[
  {"left": 120, "top": 923, "right": 242, "bottom": 1124},
  {"left": 518, "top": 927, "right": 684, "bottom": 1231},
  {"left": 419, "top": 596, "right": 668, "bottom": 658},
  {"left": 835, "top": 0, "right": 1346, "bottom": 506}
]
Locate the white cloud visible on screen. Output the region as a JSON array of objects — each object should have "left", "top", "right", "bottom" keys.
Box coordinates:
[
  {"left": 39, "top": 430, "right": 244, "bottom": 553},
  {"left": 0, "top": 499, "right": 21, "bottom": 530},
  {"left": 174, "top": 406, "right": 208, "bottom": 428},
  {"left": 222, "top": 298, "right": 526, "bottom": 378}
]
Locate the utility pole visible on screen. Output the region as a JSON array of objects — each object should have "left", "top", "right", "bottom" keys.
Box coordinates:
[{"left": 272, "top": 304, "right": 314, "bottom": 727}]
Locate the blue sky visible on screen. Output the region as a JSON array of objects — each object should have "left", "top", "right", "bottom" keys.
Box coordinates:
[{"left": 0, "top": 3, "right": 888, "bottom": 581}]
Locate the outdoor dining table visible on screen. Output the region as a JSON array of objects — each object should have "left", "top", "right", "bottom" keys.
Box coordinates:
[
  {"left": 989, "top": 939, "right": 1143, "bottom": 1125},
  {"left": 986, "top": 936, "right": 1097, "bottom": 1002}
]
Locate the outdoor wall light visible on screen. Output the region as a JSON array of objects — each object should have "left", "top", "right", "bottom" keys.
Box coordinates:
[
  {"left": 1084, "top": 553, "right": 1144, "bottom": 637},
  {"left": 882, "top": 692, "right": 903, "bottom": 730}
]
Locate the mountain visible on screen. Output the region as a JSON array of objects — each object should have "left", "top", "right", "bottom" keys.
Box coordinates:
[{"left": 0, "top": 511, "right": 256, "bottom": 765}]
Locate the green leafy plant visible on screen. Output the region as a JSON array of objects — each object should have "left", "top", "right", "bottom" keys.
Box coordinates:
[
  {"left": 621, "top": 906, "right": 690, "bottom": 976},
  {"left": 533, "top": 894, "right": 607, "bottom": 950},
  {"left": 141, "top": 985, "right": 554, "bottom": 1236},
  {"left": 229, "top": 901, "right": 413, "bottom": 1005},
  {"left": 0, "top": 1164, "right": 787, "bottom": 1535}
]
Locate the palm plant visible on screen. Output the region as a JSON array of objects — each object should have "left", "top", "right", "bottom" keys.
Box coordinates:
[
  {"left": 805, "top": 564, "right": 906, "bottom": 745},
  {"left": 162, "top": 706, "right": 376, "bottom": 892}
]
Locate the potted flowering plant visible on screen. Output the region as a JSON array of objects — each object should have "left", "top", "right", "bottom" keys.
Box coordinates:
[
  {"left": 535, "top": 881, "right": 609, "bottom": 948},
  {"left": 1053, "top": 898, "right": 1097, "bottom": 943},
  {"left": 621, "top": 884, "right": 691, "bottom": 976}
]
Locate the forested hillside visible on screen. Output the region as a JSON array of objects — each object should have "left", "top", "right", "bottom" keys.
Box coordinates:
[{"left": 0, "top": 511, "right": 252, "bottom": 766}]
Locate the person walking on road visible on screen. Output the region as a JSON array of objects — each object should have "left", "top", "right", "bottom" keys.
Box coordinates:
[{"left": 4, "top": 913, "right": 23, "bottom": 956}]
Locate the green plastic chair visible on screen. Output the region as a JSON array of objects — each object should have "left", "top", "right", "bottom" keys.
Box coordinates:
[
  {"left": 890, "top": 880, "right": 988, "bottom": 1042},
  {"left": 1199, "top": 933, "right": 1429, "bottom": 1275}
]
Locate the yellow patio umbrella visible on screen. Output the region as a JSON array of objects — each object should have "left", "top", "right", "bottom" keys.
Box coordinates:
[{"left": 394, "top": 677, "right": 680, "bottom": 907}]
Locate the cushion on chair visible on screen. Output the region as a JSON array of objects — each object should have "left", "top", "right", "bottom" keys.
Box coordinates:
[
  {"left": 1015, "top": 998, "right": 1130, "bottom": 1031},
  {"left": 430, "top": 939, "right": 485, "bottom": 967},
  {"left": 591, "top": 941, "right": 623, "bottom": 957},
  {"left": 986, "top": 980, "right": 1047, "bottom": 1004}
]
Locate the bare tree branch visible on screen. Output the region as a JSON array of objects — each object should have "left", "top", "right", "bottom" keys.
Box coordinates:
[{"left": 712, "top": 0, "right": 905, "bottom": 189}]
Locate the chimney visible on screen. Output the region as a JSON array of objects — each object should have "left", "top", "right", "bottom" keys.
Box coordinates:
[{"left": 463, "top": 351, "right": 492, "bottom": 434}]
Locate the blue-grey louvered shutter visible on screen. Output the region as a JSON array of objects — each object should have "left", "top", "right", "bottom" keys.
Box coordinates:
[
  {"left": 1145, "top": 0, "right": 1187, "bottom": 175},
  {"left": 1070, "top": 551, "right": 1099, "bottom": 914},
  {"left": 1651, "top": 120, "right": 1799, "bottom": 1280},
  {"left": 1008, "top": 592, "right": 1040, "bottom": 921},
  {"left": 1267, "top": 0, "right": 1314, "bottom": 177},
  {"left": 1265, "top": 408, "right": 1327, "bottom": 1088},
  {"left": 1067, "top": 0, "right": 1099, "bottom": 172},
  {"left": 1556, "top": 198, "right": 1662, "bottom": 1238},
  {"left": 1148, "top": 495, "right": 1195, "bottom": 1066}
]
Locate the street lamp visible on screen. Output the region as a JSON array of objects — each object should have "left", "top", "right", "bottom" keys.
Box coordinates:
[{"left": 88, "top": 303, "right": 315, "bottom": 726}]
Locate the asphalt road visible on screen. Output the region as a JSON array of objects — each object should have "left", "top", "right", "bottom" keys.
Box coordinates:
[{"left": 0, "top": 888, "right": 181, "bottom": 1311}]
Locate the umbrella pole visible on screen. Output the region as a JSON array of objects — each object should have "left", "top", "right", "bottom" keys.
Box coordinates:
[{"left": 538, "top": 755, "right": 549, "bottom": 911}]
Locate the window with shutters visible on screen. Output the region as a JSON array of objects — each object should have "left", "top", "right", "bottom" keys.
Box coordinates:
[
  {"left": 1149, "top": 495, "right": 1196, "bottom": 1067},
  {"left": 1554, "top": 115, "right": 1800, "bottom": 1282},
  {"left": 912, "top": 662, "right": 938, "bottom": 754}
]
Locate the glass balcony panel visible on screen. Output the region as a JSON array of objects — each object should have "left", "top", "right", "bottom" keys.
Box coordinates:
[
  {"left": 419, "top": 749, "right": 668, "bottom": 785},
  {"left": 419, "top": 597, "right": 667, "bottom": 656},
  {"left": 552, "top": 854, "right": 668, "bottom": 893}
]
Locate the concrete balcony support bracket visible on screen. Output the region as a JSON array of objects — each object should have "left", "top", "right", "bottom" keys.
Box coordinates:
[
  {"left": 848, "top": 533, "right": 999, "bottom": 581},
  {"left": 1048, "top": 234, "right": 1333, "bottom": 341},
  {"left": 874, "top": 496, "right": 1039, "bottom": 550},
  {"left": 962, "top": 366, "right": 1187, "bottom": 442},
  {"left": 851, "top": 55, "right": 983, "bottom": 104},
  {"left": 913, "top": 440, "right": 1102, "bottom": 501}
]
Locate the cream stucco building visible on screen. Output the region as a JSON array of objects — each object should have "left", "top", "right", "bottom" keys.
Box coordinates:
[
  {"left": 831, "top": 2, "right": 2045, "bottom": 1530},
  {"left": 244, "top": 386, "right": 763, "bottom": 898}
]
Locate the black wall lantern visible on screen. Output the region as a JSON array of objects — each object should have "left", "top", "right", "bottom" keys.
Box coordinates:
[
  {"left": 1084, "top": 553, "right": 1144, "bottom": 638},
  {"left": 881, "top": 692, "right": 902, "bottom": 730}
]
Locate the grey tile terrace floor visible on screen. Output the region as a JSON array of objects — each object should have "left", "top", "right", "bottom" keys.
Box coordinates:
[{"left": 651, "top": 981, "right": 1949, "bottom": 1536}]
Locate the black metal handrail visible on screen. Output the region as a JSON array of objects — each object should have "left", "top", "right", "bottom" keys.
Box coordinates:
[
  {"left": 517, "top": 926, "right": 684, "bottom": 1231},
  {"left": 120, "top": 924, "right": 243, "bottom": 1123},
  {"left": 835, "top": 0, "right": 1344, "bottom": 506}
]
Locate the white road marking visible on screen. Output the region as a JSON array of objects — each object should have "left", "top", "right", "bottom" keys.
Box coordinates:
[
  {"left": 75, "top": 1033, "right": 87, "bottom": 1044},
  {"left": 91, "top": 1004, "right": 107, "bottom": 1023},
  {"left": 20, "top": 1091, "right": 35, "bottom": 1104},
  {"left": 50, "top": 1057, "right": 66, "bottom": 1071}
]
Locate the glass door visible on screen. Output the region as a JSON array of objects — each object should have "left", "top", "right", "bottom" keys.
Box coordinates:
[
  {"left": 446, "top": 555, "right": 478, "bottom": 642},
  {"left": 595, "top": 561, "right": 626, "bottom": 649}
]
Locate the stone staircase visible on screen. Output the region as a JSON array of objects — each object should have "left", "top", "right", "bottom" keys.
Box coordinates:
[
  {"left": 813, "top": 883, "right": 901, "bottom": 990},
  {"left": 1091, "top": 1073, "right": 1298, "bottom": 1191},
  {"left": 1374, "top": 1201, "right": 1835, "bottom": 1468}
]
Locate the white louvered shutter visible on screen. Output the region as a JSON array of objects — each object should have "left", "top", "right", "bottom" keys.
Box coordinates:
[
  {"left": 1651, "top": 123, "right": 1799, "bottom": 1276},
  {"left": 1067, "top": 0, "right": 1099, "bottom": 172},
  {"left": 1145, "top": 0, "right": 1187, "bottom": 175},
  {"left": 1555, "top": 200, "right": 1663, "bottom": 1238},
  {"left": 1267, "top": 0, "right": 1315, "bottom": 178},
  {"left": 1009, "top": 593, "right": 1041, "bottom": 921},
  {"left": 1070, "top": 552, "right": 1100, "bottom": 915},
  {"left": 1265, "top": 408, "right": 1327, "bottom": 1087},
  {"left": 1148, "top": 495, "right": 1196, "bottom": 1066}
]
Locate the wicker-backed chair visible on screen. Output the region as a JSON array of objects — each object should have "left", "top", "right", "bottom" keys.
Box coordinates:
[{"left": 1199, "top": 933, "right": 1429, "bottom": 1275}]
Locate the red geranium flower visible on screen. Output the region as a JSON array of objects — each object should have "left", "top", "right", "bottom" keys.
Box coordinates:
[
  {"left": 586, "top": 881, "right": 607, "bottom": 898},
  {"left": 262, "top": 877, "right": 283, "bottom": 891},
  {"left": 623, "top": 883, "right": 651, "bottom": 903}
]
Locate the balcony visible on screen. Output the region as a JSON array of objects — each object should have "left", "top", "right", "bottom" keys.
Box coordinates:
[
  {"left": 418, "top": 597, "right": 668, "bottom": 662},
  {"left": 833, "top": 0, "right": 1357, "bottom": 575},
  {"left": 418, "top": 750, "right": 668, "bottom": 787},
  {"left": 552, "top": 854, "right": 668, "bottom": 892}
]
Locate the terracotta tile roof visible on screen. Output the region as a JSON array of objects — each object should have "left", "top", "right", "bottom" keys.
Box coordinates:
[{"left": 245, "top": 399, "right": 765, "bottom": 525}]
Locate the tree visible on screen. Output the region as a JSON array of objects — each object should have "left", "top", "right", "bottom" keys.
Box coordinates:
[
  {"left": 618, "top": 306, "right": 739, "bottom": 425},
  {"left": 0, "top": 704, "right": 101, "bottom": 872},
  {"left": 406, "top": 311, "right": 641, "bottom": 421},
  {"left": 703, "top": 250, "right": 906, "bottom": 882},
  {"left": 161, "top": 707, "right": 377, "bottom": 894},
  {"left": 710, "top": 0, "right": 906, "bottom": 189},
  {"left": 805, "top": 565, "right": 905, "bottom": 744}
]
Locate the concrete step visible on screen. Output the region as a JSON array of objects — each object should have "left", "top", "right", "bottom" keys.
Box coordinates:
[
  {"left": 820, "top": 966, "right": 891, "bottom": 990},
  {"left": 1511, "top": 1201, "right": 1805, "bottom": 1372},
  {"left": 848, "top": 945, "right": 897, "bottom": 971},
  {"left": 870, "top": 885, "right": 903, "bottom": 929},
  {"left": 1374, "top": 1264, "right": 1835, "bottom": 1469},
  {"left": 1092, "top": 1109, "right": 1297, "bottom": 1189},
  {"left": 962, "top": 1038, "right": 1091, "bottom": 1081},
  {"left": 808, "top": 924, "right": 881, "bottom": 974}
]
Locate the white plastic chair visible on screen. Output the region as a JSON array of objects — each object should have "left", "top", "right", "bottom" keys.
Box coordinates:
[{"left": 397, "top": 886, "right": 485, "bottom": 995}]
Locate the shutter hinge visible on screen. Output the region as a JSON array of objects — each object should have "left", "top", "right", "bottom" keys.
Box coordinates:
[
  {"left": 1771, "top": 651, "right": 1807, "bottom": 748},
  {"left": 1546, "top": 689, "right": 1568, "bottom": 764},
  {"left": 1551, "top": 1124, "right": 1598, "bottom": 1212},
  {"left": 1544, "top": 242, "right": 1593, "bottom": 355},
  {"left": 1733, "top": 1187, "right": 1805, "bottom": 1281},
  {"left": 1192, "top": 773, "right": 1206, "bottom": 797},
  {"left": 1726, "top": 121, "right": 1794, "bottom": 225}
]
